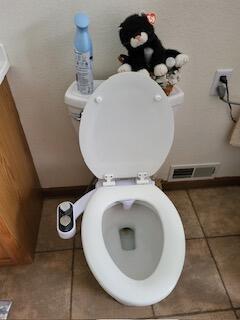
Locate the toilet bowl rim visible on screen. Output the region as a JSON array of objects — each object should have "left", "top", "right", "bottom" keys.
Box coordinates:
[{"left": 81, "top": 184, "right": 185, "bottom": 306}]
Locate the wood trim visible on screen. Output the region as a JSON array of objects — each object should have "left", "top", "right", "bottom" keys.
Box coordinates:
[
  {"left": 42, "top": 176, "right": 240, "bottom": 197},
  {"left": 42, "top": 185, "right": 89, "bottom": 198},
  {"left": 0, "top": 258, "right": 13, "bottom": 266},
  {"left": 162, "top": 176, "right": 240, "bottom": 191}
]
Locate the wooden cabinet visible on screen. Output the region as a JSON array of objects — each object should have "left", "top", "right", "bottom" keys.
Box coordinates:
[{"left": 0, "top": 77, "right": 42, "bottom": 265}]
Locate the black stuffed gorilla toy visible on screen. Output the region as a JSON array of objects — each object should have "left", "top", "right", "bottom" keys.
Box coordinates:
[{"left": 118, "top": 13, "right": 189, "bottom": 77}]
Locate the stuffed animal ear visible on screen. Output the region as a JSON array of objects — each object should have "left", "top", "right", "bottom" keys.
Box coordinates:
[{"left": 146, "top": 12, "right": 156, "bottom": 25}]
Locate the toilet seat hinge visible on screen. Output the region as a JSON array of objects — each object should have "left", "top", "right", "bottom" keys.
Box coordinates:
[
  {"left": 103, "top": 174, "right": 116, "bottom": 186},
  {"left": 136, "top": 172, "right": 150, "bottom": 185}
]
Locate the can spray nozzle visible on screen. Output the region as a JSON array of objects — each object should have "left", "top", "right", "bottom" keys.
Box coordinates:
[{"left": 75, "top": 12, "right": 89, "bottom": 29}]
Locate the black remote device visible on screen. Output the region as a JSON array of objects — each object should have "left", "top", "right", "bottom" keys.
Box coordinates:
[{"left": 58, "top": 202, "right": 74, "bottom": 232}]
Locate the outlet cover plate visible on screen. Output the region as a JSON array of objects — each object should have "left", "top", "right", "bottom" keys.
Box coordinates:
[{"left": 210, "top": 69, "right": 233, "bottom": 96}]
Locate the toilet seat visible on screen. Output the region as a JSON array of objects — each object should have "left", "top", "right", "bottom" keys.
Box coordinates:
[{"left": 82, "top": 184, "right": 185, "bottom": 306}]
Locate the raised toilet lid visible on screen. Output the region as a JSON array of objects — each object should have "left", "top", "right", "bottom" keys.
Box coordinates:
[{"left": 80, "top": 72, "right": 174, "bottom": 179}]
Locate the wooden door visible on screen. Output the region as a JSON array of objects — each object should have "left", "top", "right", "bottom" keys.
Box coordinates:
[{"left": 0, "top": 77, "right": 42, "bottom": 265}]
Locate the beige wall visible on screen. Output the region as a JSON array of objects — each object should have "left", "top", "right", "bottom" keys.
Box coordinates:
[{"left": 0, "top": 0, "right": 240, "bottom": 187}]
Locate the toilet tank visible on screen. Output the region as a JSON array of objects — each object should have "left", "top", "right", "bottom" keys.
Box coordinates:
[
  {"left": 64, "top": 79, "right": 184, "bottom": 134},
  {"left": 65, "top": 80, "right": 103, "bottom": 133}
]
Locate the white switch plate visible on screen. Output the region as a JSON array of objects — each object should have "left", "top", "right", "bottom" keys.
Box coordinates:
[{"left": 210, "top": 69, "right": 233, "bottom": 96}]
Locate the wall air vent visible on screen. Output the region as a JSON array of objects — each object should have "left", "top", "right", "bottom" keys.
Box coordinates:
[
  {"left": 172, "top": 167, "right": 194, "bottom": 179},
  {"left": 168, "top": 163, "right": 220, "bottom": 181}
]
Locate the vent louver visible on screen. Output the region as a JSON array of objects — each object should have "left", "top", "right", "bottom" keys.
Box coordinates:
[
  {"left": 168, "top": 163, "right": 220, "bottom": 181},
  {"left": 172, "top": 168, "right": 194, "bottom": 179}
]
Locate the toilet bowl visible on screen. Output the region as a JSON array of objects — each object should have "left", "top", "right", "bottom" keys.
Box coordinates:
[
  {"left": 82, "top": 184, "right": 185, "bottom": 306},
  {"left": 58, "top": 72, "right": 185, "bottom": 306}
]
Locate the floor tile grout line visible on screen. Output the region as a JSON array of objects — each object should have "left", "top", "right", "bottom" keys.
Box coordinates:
[
  {"left": 73, "top": 232, "right": 77, "bottom": 249},
  {"left": 206, "top": 234, "right": 240, "bottom": 239},
  {"left": 185, "top": 236, "right": 205, "bottom": 240},
  {"left": 35, "top": 247, "right": 74, "bottom": 254},
  {"left": 186, "top": 188, "right": 214, "bottom": 239},
  {"left": 186, "top": 234, "right": 240, "bottom": 241},
  {"left": 236, "top": 311, "right": 240, "bottom": 320},
  {"left": 196, "top": 242, "right": 238, "bottom": 315},
  {"left": 151, "top": 304, "right": 156, "bottom": 318},
  {"left": 72, "top": 307, "right": 236, "bottom": 320},
  {"left": 34, "top": 234, "right": 240, "bottom": 255},
  {"left": 182, "top": 188, "right": 206, "bottom": 239},
  {"left": 72, "top": 315, "right": 160, "bottom": 320},
  {"left": 152, "top": 307, "right": 237, "bottom": 319},
  {"left": 70, "top": 248, "right": 75, "bottom": 320},
  {"left": 186, "top": 189, "right": 237, "bottom": 313}
]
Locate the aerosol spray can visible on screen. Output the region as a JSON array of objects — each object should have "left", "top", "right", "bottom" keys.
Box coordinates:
[{"left": 74, "top": 13, "right": 93, "bottom": 94}]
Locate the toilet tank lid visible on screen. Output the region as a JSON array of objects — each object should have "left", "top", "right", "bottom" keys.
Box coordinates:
[{"left": 79, "top": 72, "right": 174, "bottom": 180}]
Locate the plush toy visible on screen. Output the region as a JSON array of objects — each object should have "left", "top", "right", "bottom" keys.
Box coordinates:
[{"left": 117, "top": 13, "right": 189, "bottom": 93}]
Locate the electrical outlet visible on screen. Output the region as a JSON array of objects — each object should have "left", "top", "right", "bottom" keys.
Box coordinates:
[{"left": 210, "top": 69, "right": 233, "bottom": 96}]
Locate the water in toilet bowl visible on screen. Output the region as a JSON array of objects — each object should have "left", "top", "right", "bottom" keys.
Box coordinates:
[{"left": 102, "top": 200, "right": 163, "bottom": 280}]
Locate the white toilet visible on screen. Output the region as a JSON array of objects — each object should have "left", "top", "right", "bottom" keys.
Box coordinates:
[{"left": 57, "top": 72, "right": 185, "bottom": 306}]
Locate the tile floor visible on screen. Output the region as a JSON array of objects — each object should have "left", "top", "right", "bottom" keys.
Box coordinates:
[{"left": 0, "top": 186, "right": 239, "bottom": 320}]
